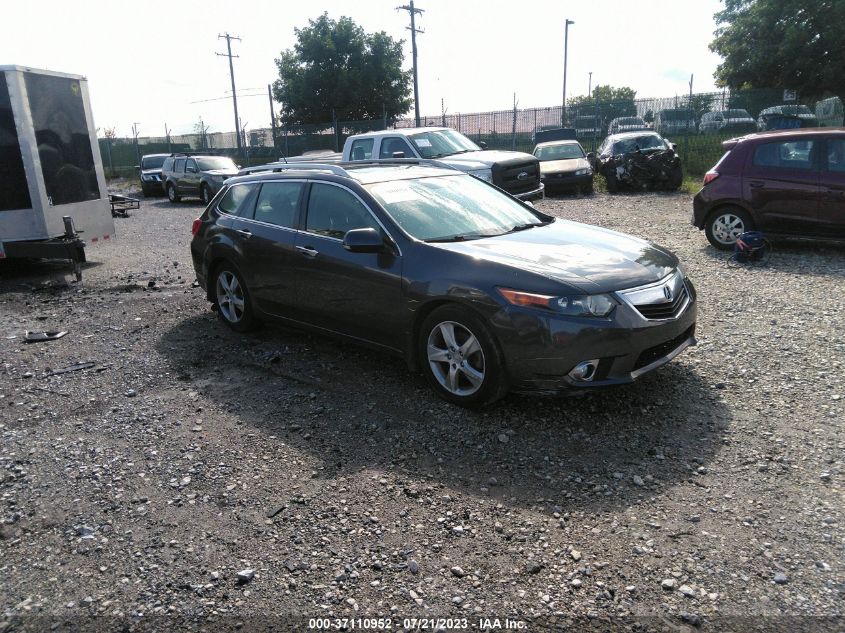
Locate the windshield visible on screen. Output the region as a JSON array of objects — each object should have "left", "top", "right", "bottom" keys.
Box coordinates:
[
  {"left": 141, "top": 155, "right": 166, "bottom": 169},
  {"left": 613, "top": 134, "right": 668, "bottom": 154},
  {"left": 534, "top": 143, "right": 585, "bottom": 161},
  {"left": 724, "top": 109, "right": 750, "bottom": 118},
  {"left": 196, "top": 156, "right": 237, "bottom": 171},
  {"left": 408, "top": 129, "right": 480, "bottom": 158},
  {"left": 366, "top": 174, "right": 544, "bottom": 242}
]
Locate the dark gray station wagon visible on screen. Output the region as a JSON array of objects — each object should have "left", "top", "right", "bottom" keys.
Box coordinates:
[{"left": 191, "top": 160, "right": 697, "bottom": 407}]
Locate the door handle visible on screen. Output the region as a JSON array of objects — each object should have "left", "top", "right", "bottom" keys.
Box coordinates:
[
  {"left": 296, "top": 245, "right": 318, "bottom": 258},
  {"left": 235, "top": 229, "right": 252, "bottom": 239},
  {"left": 749, "top": 181, "right": 765, "bottom": 188}
]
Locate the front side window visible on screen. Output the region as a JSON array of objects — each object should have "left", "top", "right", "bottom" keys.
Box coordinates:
[
  {"left": 305, "top": 183, "right": 380, "bottom": 239},
  {"left": 253, "top": 182, "right": 304, "bottom": 228},
  {"left": 186, "top": 158, "right": 198, "bottom": 173},
  {"left": 217, "top": 183, "right": 257, "bottom": 216},
  {"left": 753, "top": 140, "right": 816, "bottom": 170},
  {"left": 379, "top": 137, "right": 415, "bottom": 159},
  {"left": 366, "top": 174, "right": 545, "bottom": 242}
]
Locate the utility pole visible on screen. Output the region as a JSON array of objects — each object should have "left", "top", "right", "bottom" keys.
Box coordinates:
[
  {"left": 588, "top": 71, "right": 592, "bottom": 98},
  {"left": 562, "top": 18, "right": 574, "bottom": 125},
  {"left": 267, "top": 84, "right": 278, "bottom": 155},
  {"left": 397, "top": 1, "right": 424, "bottom": 127},
  {"left": 164, "top": 123, "right": 172, "bottom": 154},
  {"left": 216, "top": 33, "right": 242, "bottom": 156},
  {"left": 132, "top": 122, "right": 141, "bottom": 166}
]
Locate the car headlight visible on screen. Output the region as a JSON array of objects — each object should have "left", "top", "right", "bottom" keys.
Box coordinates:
[
  {"left": 141, "top": 175, "right": 153, "bottom": 182},
  {"left": 469, "top": 169, "right": 493, "bottom": 183},
  {"left": 497, "top": 288, "right": 616, "bottom": 317},
  {"left": 575, "top": 168, "right": 592, "bottom": 175}
]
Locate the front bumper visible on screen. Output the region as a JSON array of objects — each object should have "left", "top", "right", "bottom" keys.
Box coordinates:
[
  {"left": 541, "top": 172, "right": 593, "bottom": 190},
  {"left": 493, "top": 278, "right": 698, "bottom": 394},
  {"left": 513, "top": 183, "right": 545, "bottom": 202}
]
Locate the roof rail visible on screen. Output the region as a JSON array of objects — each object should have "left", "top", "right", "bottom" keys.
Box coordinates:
[
  {"left": 339, "top": 158, "right": 459, "bottom": 171},
  {"left": 238, "top": 162, "right": 348, "bottom": 177}
]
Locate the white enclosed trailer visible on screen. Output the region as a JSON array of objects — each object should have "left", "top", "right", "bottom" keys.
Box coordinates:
[{"left": 0, "top": 65, "right": 114, "bottom": 279}]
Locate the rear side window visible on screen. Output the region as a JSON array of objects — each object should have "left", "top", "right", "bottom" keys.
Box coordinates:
[
  {"left": 162, "top": 157, "right": 174, "bottom": 172},
  {"left": 305, "top": 183, "right": 380, "bottom": 239},
  {"left": 174, "top": 158, "right": 186, "bottom": 173},
  {"left": 753, "top": 140, "right": 815, "bottom": 170},
  {"left": 217, "top": 183, "right": 257, "bottom": 216},
  {"left": 825, "top": 139, "right": 845, "bottom": 173},
  {"left": 253, "top": 182, "right": 304, "bottom": 228},
  {"left": 350, "top": 139, "right": 374, "bottom": 161}
]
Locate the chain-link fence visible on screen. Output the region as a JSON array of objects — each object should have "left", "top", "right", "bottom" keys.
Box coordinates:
[{"left": 100, "top": 88, "right": 843, "bottom": 179}]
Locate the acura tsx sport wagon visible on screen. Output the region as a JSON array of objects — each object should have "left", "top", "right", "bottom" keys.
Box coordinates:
[{"left": 190, "top": 160, "right": 697, "bottom": 407}]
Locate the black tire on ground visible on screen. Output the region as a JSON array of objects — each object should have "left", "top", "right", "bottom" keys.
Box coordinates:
[
  {"left": 667, "top": 164, "right": 683, "bottom": 191},
  {"left": 166, "top": 183, "right": 181, "bottom": 203},
  {"left": 212, "top": 263, "right": 256, "bottom": 332},
  {"left": 704, "top": 206, "right": 754, "bottom": 250},
  {"left": 200, "top": 184, "right": 212, "bottom": 205},
  {"left": 418, "top": 304, "right": 508, "bottom": 408},
  {"left": 605, "top": 172, "right": 619, "bottom": 193}
]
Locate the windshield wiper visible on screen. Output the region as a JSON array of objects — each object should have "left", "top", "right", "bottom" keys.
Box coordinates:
[{"left": 426, "top": 233, "right": 487, "bottom": 243}]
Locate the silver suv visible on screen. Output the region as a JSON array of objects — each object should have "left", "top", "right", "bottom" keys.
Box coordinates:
[{"left": 161, "top": 153, "right": 239, "bottom": 204}]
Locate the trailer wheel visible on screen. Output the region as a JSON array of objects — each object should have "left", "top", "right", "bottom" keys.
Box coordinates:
[{"left": 167, "top": 183, "right": 181, "bottom": 203}]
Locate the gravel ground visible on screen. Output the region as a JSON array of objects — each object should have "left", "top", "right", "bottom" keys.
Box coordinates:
[{"left": 1, "top": 185, "right": 843, "bottom": 632}]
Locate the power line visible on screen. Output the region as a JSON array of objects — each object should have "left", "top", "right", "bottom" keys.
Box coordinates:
[
  {"left": 396, "top": 1, "right": 424, "bottom": 127},
  {"left": 189, "top": 92, "right": 266, "bottom": 105},
  {"left": 216, "top": 33, "right": 242, "bottom": 155}
]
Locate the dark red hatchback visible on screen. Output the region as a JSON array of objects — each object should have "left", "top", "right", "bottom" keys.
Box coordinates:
[{"left": 693, "top": 128, "right": 845, "bottom": 249}]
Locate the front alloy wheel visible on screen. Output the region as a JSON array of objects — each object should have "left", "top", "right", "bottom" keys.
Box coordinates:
[
  {"left": 419, "top": 305, "right": 507, "bottom": 408},
  {"left": 214, "top": 266, "right": 255, "bottom": 331},
  {"left": 706, "top": 207, "right": 752, "bottom": 250},
  {"left": 167, "top": 183, "right": 181, "bottom": 203}
]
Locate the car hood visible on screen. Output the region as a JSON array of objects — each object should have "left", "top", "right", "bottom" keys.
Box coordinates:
[
  {"left": 540, "top": 157, "right": 591, "bottom": 173},
  {"left": 204, "top": 169, "right": 239, "bottom": 177},
  {"left": 431, "top": 219, "right": 677, "bottom": 293},
  {"left": 440, "top": 150, "right": 535, "bottom": 169}
]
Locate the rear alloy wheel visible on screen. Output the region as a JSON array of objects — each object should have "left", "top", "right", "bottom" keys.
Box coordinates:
[
  {"left": 201, "top": 183, "right": 212, "bottom": 205},
  {"left": 420, "top": 305, "right": 507, "bottom": 408},
  {"left": 167, "top": 183, "right": 181, "bottom": 203},
  {"left": 705, "top": 207, "right": 753, "bottom": 250},
  {"left": 214, "top": 265, "right": 255, "bottom": 332}
]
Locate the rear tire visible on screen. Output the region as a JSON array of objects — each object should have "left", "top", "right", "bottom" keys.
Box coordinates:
[
  {"left": 212, "top": 263, "right": 256, "bottom": 332},
  {"left": 419, "top": 305, "right": 507, "bottom": 408},
  {"left": 705, "top": 207, "right": 753, "bottom": 250},
  {"left": 167, "top": 183, "right": 181, "bottom": 203}
]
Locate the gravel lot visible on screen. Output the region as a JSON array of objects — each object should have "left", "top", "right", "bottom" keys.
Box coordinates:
[{"left": 1, "top": 185, "right": 843, "bottom": 632}]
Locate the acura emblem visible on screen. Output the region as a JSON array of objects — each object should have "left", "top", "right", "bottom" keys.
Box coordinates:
[
  {"left": 663, "top": 285, "right": 673, "bottom": 301},
  {"left": 517, "top": 171, "right": 529, "bottom": 180}
]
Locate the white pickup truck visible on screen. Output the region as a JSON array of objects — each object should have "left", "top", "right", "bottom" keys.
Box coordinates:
[{"left": 340, "top": 127, "right": 544, "bottom": 201}]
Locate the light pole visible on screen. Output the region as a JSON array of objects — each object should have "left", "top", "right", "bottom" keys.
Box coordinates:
[
  {"left": 562, "top": 18, "right": 574, "bottom": 125},
  {"left": 588, "top": 71, "right": 592, "bottom": 98}
]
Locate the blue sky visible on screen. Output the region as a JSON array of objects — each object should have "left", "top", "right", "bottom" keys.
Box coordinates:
[{"left": 0, "top": 0, "right": 726, "bottom": 137}]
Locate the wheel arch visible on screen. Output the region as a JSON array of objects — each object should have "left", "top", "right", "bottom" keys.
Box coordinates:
[{"left": 703, "top": 201, "right": 757, "bottom": 229}]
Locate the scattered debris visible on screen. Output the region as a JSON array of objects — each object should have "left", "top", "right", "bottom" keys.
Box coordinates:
[{"left": 25, "top": 330, "right": 68, "bottom": 343}]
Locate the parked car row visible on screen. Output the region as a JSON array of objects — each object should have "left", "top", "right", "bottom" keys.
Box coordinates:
[{"left": 137, "top": 152, "right": 240, "bottom": 202}]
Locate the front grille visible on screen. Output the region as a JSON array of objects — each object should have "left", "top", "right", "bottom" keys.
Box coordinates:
[
  {"left": 633, "top": 284, "right": 689, "bottom": 320},
  {"left": 493, "top": 160, "right": 540, "bottom": 194},
  {"left": 633, "top": 325, "right": 695, "bottom": 370}
]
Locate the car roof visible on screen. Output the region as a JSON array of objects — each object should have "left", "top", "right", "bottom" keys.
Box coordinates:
[
  {"left": 732, "top": 127, "right": 845, "bottom": 143},
  {"left": 353, "top": 127, "right": 450, "bottom": 138},
  {"left": 605, "top": 131, "right": 663, "bottom": 141},
  {"left": 142, "top": 153, "right": 170, "bottom": 158},
  {"left": 225, "top": 163, "right": 460, "bottom": 187}
]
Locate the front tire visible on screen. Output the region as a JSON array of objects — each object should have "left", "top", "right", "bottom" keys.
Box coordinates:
[
  {"left": 705, "top": 206, "right": 753, "bottom": 250},
  {"left": 419, "top": 305, "right": 507, "bottom": 408},
  {"left": 167, "top": 183, "right": 181, "bottom": 203},
  {"left": 213, "top": 264, "right": 256, "bottom": 332}
]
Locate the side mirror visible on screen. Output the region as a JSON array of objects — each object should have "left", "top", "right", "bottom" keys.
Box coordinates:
[
  {"left": 479, "top": 141, "right": 488, "bottom": 150},
  {"left": 391, "top": 151, "right": 405, "bottom": 159},
  {"left": 187, "top": 166, "right": 198, "bottom": 173},
  {"left": 343, "top": 228, "right": 384, "bottom": 253}
]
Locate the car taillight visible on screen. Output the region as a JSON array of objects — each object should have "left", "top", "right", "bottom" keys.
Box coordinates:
[
  {"left": 703, "top": 170, "right": 719, "bottom": 185},
  {"left": 191, "top": 218, "right": 202, "bottom": 236}
]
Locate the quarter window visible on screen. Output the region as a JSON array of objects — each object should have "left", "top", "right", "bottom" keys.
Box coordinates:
[
  {"left": 253, "top": 182, "right": 304, "bottom": 228},
  {"left": 174, "top": 158, "right": 186, "bottom": 173},
  {"left": 217, "top": 183, "right": 257, "bottom": 216},
  {"left": 305, "top": 183, "right": 380, "bottom": 239},
  {"left": 825, "top": 139, "right": 845, "bottom": 173},
  {"left": 752, "top": 140, "right": 816, "bottom": 170}
]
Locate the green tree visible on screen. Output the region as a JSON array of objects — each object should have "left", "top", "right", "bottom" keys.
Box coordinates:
[
  {"left": 273, "top": 13, "right": 413, "bottom": 125},
  {"left": 569, "top": 85, "right": 637, "bottom": 124},
  {"left": 686, "top": 93, "right": 715, "bottom": 121},
  {"left": 710, "top": 0, "right": 845, "bottom": 101}
]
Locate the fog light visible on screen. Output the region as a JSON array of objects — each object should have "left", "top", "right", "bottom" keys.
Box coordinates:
[{"left": 568, "top": 359, "right": 599, "bottom": 382}]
